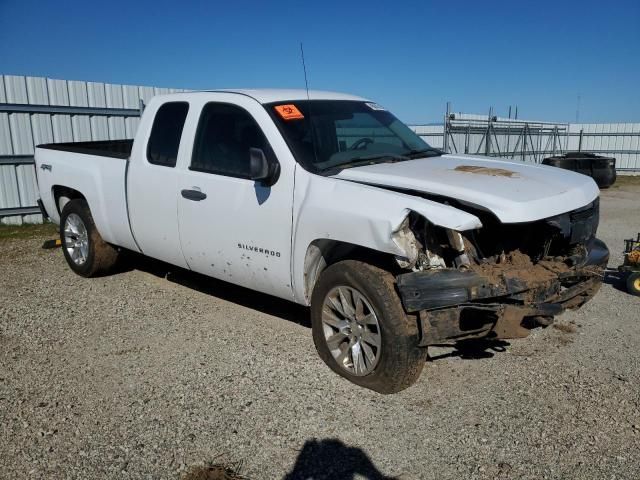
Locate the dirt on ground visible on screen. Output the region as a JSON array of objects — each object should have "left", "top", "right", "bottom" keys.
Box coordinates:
[
  {"left": 0, "top": 182, "right": 639, "bottom": 479},
  {"left": 552, "top": 322, "right": 579, "bottom": 334},
  {"left": 181, "top": 463, "right": 246, "bottom": 480}
]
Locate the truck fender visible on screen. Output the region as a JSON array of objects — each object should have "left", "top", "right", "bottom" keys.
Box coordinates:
[{"left": 291, "top": 175, "right": 482, "bottom": 304}]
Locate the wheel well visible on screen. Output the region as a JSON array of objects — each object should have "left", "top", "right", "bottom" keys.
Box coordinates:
[
  {"left": 303, "top": 239, "right": 398, "bottom": 302},
  {"left": 52, "top": 186, "right": 86, "bottom": 215}
]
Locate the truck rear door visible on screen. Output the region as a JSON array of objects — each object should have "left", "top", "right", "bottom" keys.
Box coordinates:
[
  {"left": 126, "top": 101, "right": 190, "bottom": 268},
  {"left": 175, "top": 96, "right": 294, "bottom": 300}
]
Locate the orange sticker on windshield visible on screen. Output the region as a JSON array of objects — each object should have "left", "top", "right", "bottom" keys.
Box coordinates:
[{"left": 274, "top": 104, "right": 304, "bottom": 120}]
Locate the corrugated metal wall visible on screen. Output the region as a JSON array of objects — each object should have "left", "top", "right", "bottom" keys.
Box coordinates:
[
  {"left": 0, "top": 74, "right": 185, "bottom": 224},
  {"left": 567, "top": 123, "right": 640, "bottom": 171},
  {"left": 411, "top": 125, "right": 445, "bottom": 149}
]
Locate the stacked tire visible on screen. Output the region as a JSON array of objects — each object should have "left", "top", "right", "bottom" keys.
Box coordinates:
[{"left": 542, "top": 152, "right": 616, "bottom": 188}]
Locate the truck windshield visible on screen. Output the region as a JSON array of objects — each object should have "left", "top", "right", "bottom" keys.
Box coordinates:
[{"left": 265, "top": 100, "right": 441, "bottom": 174}]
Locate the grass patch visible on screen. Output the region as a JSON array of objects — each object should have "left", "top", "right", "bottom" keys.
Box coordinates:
[
  {"left": 611, "top": 175, "right": 640, "bottom": 188},
  {"left": 0, "top": 222, "right": 58, "bottom": 241}
]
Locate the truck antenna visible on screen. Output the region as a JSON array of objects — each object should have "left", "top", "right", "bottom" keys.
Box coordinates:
[
  {"left": 300, "top": 42, "right": 310, "bottom": 101},
  {"left": 300, "top": 42, "right": 319, "bottom": 164}
]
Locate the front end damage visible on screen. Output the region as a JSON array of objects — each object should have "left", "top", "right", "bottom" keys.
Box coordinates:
[{"left": 392, "top": 199, "right": 608, "bottom": 345}]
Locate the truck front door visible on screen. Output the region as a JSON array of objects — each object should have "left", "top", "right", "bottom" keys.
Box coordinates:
[{"left": 176, "top": 97, "right": 295, "bottom": 301}]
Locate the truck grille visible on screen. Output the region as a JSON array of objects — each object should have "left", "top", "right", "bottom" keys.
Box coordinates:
[{"left": 569, "top": 199, "right": 599, "bottom": 244}]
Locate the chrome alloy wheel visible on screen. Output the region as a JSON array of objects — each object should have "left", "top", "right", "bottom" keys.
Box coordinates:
[
  {"left": 63, "top": 213, "right": 89, "bottom": 265},
  {"left": 321, "top": 286, "right": 382, "bottom": 376}
]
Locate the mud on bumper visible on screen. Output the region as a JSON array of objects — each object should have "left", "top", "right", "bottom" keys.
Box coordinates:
[{"left": 396, "top": 239, "right": 609, "bottom": 346}]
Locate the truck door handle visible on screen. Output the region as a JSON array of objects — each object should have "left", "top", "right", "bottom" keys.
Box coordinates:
[{"left": 181, "top": 189, "right": 207, "bottom": 201}]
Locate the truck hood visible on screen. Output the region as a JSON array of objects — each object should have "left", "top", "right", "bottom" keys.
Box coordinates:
[{"left": 332, "top": 154, "right": 600, "bottom": 223}]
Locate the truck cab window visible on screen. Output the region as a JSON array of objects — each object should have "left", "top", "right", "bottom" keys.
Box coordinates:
[
  {"left": 191, "top": 103, "right": 273, "bottom": 178},
  {"left": 266, "top": 100, "right": 437, "bottom": 174},
  {"left": 147, "top": 102, "right": 189, "bottom": 167}
]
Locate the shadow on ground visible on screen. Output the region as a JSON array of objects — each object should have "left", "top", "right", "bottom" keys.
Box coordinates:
[
  {"left": 118, "top": 252, "right": 311, "bottom": 327},
  {"left": 603, "top": 267, "right": 630, "bottom": 294},
  {"left": 283, "top": 438, "right": 396, "bottom": 480},
  {"left": 181, "top": 439, "right": 395, "bottom": 480},
  {"left": 428, "top": 338, "right": 511, "bottom": 361},
  {"left": 118, "top": 253, "right": 516, "bottom": 364}
]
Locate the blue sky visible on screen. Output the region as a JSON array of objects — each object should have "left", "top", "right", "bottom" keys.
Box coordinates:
[{"left": 1, "top": 0, "right": 638, "bottom": 123}]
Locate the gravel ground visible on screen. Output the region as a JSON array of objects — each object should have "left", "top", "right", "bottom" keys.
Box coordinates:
[{"left": 1, "top": 184, "right": 639, "bottom": 480}]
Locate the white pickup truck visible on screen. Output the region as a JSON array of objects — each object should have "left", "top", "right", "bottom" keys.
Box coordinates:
[{"left": 34, "top": 89, "right": 608, "bottom": 393}]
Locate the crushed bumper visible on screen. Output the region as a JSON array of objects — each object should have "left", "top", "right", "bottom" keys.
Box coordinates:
[{"left": 396, "top": 238, "right": 608, "bottom": 345}]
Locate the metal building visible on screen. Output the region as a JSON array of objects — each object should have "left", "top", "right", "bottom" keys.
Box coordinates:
[{"left": 0, "top": 74, "right": 185, "bottom": 224}]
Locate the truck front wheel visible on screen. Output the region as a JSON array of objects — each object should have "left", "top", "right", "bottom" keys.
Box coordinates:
[
  {"left": 310, "top": 260, "right": 427, "bottom": 394},
  {"left": 59, "top": 199, "right": 119, "bottom": 277}
]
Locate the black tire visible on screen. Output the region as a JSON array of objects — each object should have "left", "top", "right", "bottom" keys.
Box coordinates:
[
  {"left": 311, "top": 260, "right": 427, "bottom": 394},
  {"left": 59, "top": 199, "right": 119, "bottom": 277},
  {"left": 627, "top": 272, "right": 640, "bottom": 297}
]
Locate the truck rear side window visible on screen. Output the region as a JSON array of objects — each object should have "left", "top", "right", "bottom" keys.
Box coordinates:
[
  {"left": 147, "top": 102, "right": 189, "bottom": 167},
  {"left": 190, "top": 103, "right": 273, "bottom": 178}
]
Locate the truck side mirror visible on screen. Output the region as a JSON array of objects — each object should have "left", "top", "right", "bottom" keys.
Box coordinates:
[{"left": 249, "top": 147, "right": 280, "bottom": 187}]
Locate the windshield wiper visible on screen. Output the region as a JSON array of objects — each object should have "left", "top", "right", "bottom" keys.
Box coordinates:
[
  {"left": 404, "top": 147, "right": 443, "bottom": 158},
  {"left": 351, "top": 153, "right": 410, "bottom": 163},
  {"left": 331, "top": 154, "right": 410, "bottom": 171}
]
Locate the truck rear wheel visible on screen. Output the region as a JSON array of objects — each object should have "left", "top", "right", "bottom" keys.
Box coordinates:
[
  {"left": 59, "top": 199, "right": 119, "bottom": 277},
  {"left": 310, "top": 260, "right": 427, "bottom": 394}
]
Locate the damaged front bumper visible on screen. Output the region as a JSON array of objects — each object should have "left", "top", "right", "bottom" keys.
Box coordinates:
[{"left": 396, "top": 238, "right": 609, "bottom": 345}]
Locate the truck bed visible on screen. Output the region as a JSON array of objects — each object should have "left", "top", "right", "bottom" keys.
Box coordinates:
[
  {"left": 35, "top": 140, "right": 139, "bottom": 253},
  {"left": 37, "top": 139, "right": 133, "bottom": 159}
]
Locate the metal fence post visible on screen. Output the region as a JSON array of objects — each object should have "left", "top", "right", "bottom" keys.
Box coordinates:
[
  {"left": 578, "top": 129, "right": 584, "bottom": 152},
  {"left": 464, "top": 124, "right": 470, "bottom": 154},
  {"left": 443, "top": 102, "right": 450, "bottom": 153},
  {"left": 485, "top": 107, "right": 493, "bottom": 156}
]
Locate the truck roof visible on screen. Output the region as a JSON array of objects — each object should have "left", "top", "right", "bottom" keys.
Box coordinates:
[{"left": 197, "top": 89, "right": 368, "bottom": 104}]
